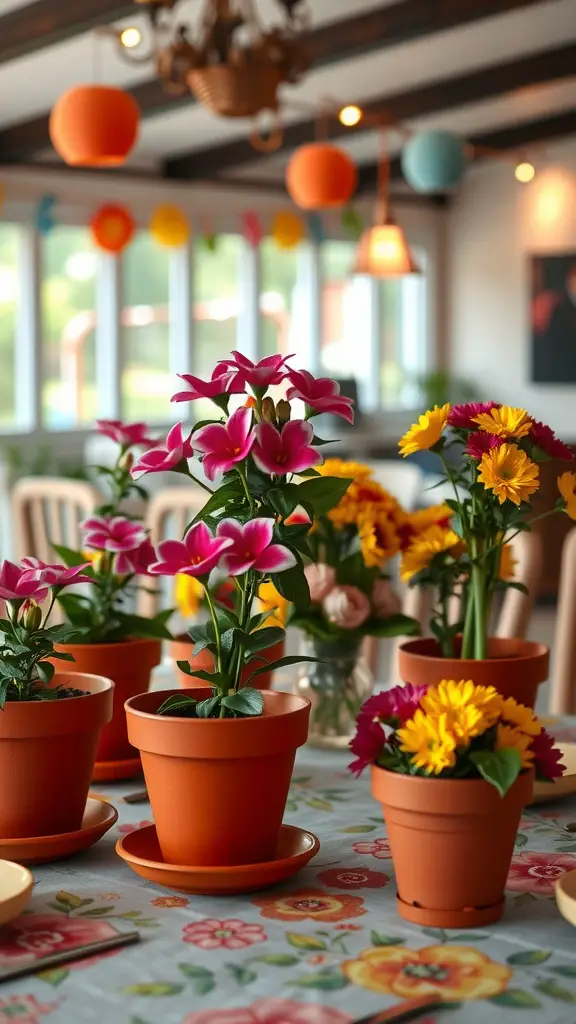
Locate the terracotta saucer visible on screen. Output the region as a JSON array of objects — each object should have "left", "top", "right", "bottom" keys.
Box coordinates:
[
  {"left": 0, "top": 798, "right": 118, "bottom": 866},
  {"left": 92, "top": 757, "right": 143, "bottom": 783},
  {"left": 532, "top": 744, "right": 576, "bottom": 803},
  {"left": 116, "top": 823, "right": 320, "bottom": 895}
]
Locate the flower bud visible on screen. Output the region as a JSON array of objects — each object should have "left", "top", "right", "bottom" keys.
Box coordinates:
[
  {"left": 276, "top": 400, "right": 291, "bottom": 425},
  {"left": 261, "top": 397, "right": 277, "bottom": 424},
  {"left": 119, "top": 450, "right": 134, "bottom": 473},
  {"left": 20, "top": 600, "right": 42, "bottom": 631}
]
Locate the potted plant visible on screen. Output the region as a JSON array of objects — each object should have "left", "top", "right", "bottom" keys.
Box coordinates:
[
  {"left": 0, "top": 559, "right": 113, "bottom": 838},
  {"left": 124, "top": 351, "right": 355, "bottom": 868},
  {"left": 51, "top": 420, "right": 172, "bottom": 777},
  {"left": 170, "top": 575, "right": 287, "bottom": 689},
  {"left": 349, "top": 678, "right": 565, "bottom": 926},
  {"left": 397, "top": 402, "right": 576, "bottom": 704},
  {"left": 289, "top": 459, "right": 419, "bottom": 747}
]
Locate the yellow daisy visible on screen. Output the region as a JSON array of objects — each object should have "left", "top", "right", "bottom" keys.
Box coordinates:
[
  {"left": 558, "top": 471, "right": 576, "bottom": 521},
  {"left": 397, "top": 710, "right": 457, "bottom": 774},
  {"left": 499, "top": 697, "right": 541, "bottom": 737},
  {"left": 478, "top": 443, "right": 539, "bottom": 506},
  {"left": 407, "top": 504, "right": 452, "bottom": 533},
  {"left": 421, "top": 679, "right": 502, "bottom": 737},
  {"left": 499, "top": 542, "right": 516, "bottom": 581},
  {"left": 357, "top": 507, "right": 401, "bottom": 568},
  {"left": 400, "top": 524, "right": 462, "bottom": 582},
  {"left": 318, "top": 459, "right": 373, "bottom": 481},
  {"left": 175, "top": 574, "right": 204, "bottom": 618},
  {"left": 473, "top": 406, "right": 533, "bottom": 439},
  {"left": 399, "top": 404, "right": 451, "bottom": 457},
  {"left": 496, "top": 723, "right": 534, "bottom": 769},
  {"left": 258, "top": 581, "right": 289, "bottom": 628}
]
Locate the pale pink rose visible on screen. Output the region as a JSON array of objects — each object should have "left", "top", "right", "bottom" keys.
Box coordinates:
[
  {"left": 323, "top": 585, "right": 370, "bottom": 630},
  {"left": 183, "top": 998, "right": 352, "bottom": 1024},
  {"left": 371, "top": 579, "right": 401, "bottom": 618},
  {"left": 304, "top": 563, "right": 336, "bottom": 602},
  {"left": 182, "top": 918, "right": 266, "bottom": 950}
]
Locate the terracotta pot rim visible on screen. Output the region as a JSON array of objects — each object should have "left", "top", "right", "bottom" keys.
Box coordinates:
[
  {"left": 399, "top": 636, "right": 549, "bottom": 664},
  {"left": 372, "top": 763, "right": 533, "bottom": 790},
  {"left": 1, "top": 671, "right": 113, "bottom": 705},
  {"left": 125, "top": 687, "right": 310, "bottom": 724},
  {"left": 57, "top": 636, "right": 162, "bottom": 653}
]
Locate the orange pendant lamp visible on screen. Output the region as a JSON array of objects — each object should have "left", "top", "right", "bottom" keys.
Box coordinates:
[
  {"left": 286, "top": 142, "right": 358, "bottom": 210},
  {"left": 49, "top": 85, "right": 140, "bottom": 167},
  {"left": 354, "top": 128, "right": 420, "bottom": 277}
]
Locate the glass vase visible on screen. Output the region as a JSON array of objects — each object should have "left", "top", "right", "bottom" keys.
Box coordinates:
[{"left": 295, "top": 637, "right": 374, "bottom": 749}]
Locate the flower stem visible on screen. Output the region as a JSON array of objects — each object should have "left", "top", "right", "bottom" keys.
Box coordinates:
[
  {"left": 471, "top": 561, "right": 487, "bottom": 660},
  {"left": 203, "top": 586, "right": 223, "bottom": 682},
  {"left": 238, "top": 464, "right": 255, "bottom": 515},
  {"left": 461, "top": 586, "right": 475, "bottom": 659}
]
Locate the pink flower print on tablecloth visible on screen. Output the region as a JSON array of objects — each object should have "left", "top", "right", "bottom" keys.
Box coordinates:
[
  {"left": 0, "top": 995, "right": 58, "bottom": 1024},
  {"left": 183, "top": 918, "right": 267, "bottom": 950},
  {"left": 507, "top": 852, "right": 576, "bottom": 894},
  {"left": 318, "top": 866, "right": 389, "bottom": 889},
  {"left": 0, "top": 914, "right": 120, "bottom": 966},
  {"left": 118, "top": 820, "right": 153, "bottom": 835},
  {"left": 183, "top": 998, "right": 352, "bottom": 1024},
  {"left": 352, "top": 837, "right": 392, "bottom": 859}
]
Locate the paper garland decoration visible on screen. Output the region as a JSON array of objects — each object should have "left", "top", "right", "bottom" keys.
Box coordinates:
[
  {"left": 150, "top": 204, "right": 190, "bottom": 248},
  {"left": 242, "top": 211, "right": 264, "bottom": 248},
  {"left": 272, "top": 210, "right": 306, "bottom": 250},
  {"left": 341, "top": 206, "right": 364, "bottom": 240},
  {"left": 91, "top": 204, "right": 135, "bottom": 253},
  {"left": 35, "top": 195, "right": 57, "bottom": 235}
]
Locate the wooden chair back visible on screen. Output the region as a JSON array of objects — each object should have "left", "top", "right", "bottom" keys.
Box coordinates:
[
  {"left": 138, "top": 486, "right": 207, "bottom": 618},
  {"left": 11, "top": 476, "right": 100, "bottom": 562},
  {"left": 550, "top": 525, "right": 576, "bottom": 714}
]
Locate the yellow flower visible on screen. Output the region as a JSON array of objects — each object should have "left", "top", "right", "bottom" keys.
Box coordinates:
[
  {"left": 399, "top": 404, "right": 450, "bottom": 457},
  {"left": 420, "top": 679, "right": 502, "bottom": 742},
  {"left": 407, "top": 504, "right": 452, "bottom": 533},
  {"left": 175, "top": 574, "right": 204, "bottom": 618},
  {"left": 318, "top": 461, "right": 405, "bottom": 532},
  {"left": 258, "top": 581, "right": 289, "bottom": 628},
  {"left": 477, "top": 443, "right": 539, "bottom": 506},
  {"left": 499, "top": 697, "right": 541, "bottom": 737},
  {"left": 318, "top": 459, "right": 373, "bottom": 480},
  {"left": 357, "top": 507, "right": 400, "bottom": 568},
  {"left": 473, "top": 406, "right": 532, "bottom": 439},
  {"left": 496, "top": 723, "right": 534, "bottom": 769},
  {"left": 399, "top": 524, "right": 462, "bottom": 582},
  {"left": 342, "top": 944, "right": 512, "bottom": 1001},
  {"left": 499, "top": 542, "right": 516, "bottom": 581},
  {"left": 397, "top": 710, "right": 457, "bottom": 774},
  {"left": 558, "top": 471, "right": 576, "bottom": 521}
]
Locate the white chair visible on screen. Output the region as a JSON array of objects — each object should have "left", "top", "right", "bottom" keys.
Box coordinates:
[
  {"left": 138, "top": 486, "right": 207, "bottom": 618},
  {"left": 368, "top": 461, "right": 423, "bottom": 512},
  {"left": 11, "top": 476, "right": 100, "bottom": 562},
  {"left": 550, "top": 526, "right": 576, "bottom": 714}
]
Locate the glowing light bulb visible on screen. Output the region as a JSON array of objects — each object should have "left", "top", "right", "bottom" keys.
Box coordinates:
[
  {"left": 515, "top": 161, "right": 535, "bottom": 184},
  {"left": 120, "top": 26, "right": 142, "bottom": 49},
  {"left": 339, "top": 105, "right": 362, "bottom": 128}
]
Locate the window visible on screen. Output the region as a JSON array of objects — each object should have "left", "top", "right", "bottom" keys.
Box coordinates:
[
  {"left": 259, "top": 239, "right": 299, "bottom": 358},
  {"left": 193, "top": 234, "right": 242, "bottom": 376},
  {"left": 121, "top": 232, "right": 171, "bottom": 423},
  {"left": 320, "top": 241, "right": 374, "bottom": 412},
  {"left": 41, "top": 227, "right": 97, "bottom": 428},
  {"left": 0, "top": 224, "right": 19, "bottom": 429},
  {"left": 379, "top": 255, "right": 428, "bottom": 409}
]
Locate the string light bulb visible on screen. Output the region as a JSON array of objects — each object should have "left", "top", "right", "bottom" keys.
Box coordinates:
[
  {"left": 339, "top": 104, "right": 362, "bottom": 128},
  {"left": 120, "top": 26, "right": 142, "bottom": 49},
  {"left": 515, "top": 161, "right": 535, "bottom": 184}
]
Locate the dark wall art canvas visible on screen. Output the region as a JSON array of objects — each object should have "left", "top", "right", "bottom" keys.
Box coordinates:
[{"left": 531, "top": 253, "right": 576, "bottom": 383}]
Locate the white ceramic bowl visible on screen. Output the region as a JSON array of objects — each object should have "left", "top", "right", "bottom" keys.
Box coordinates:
[
  {"left": 0, "top": 860, "right": 33, "bottom": 926},
  {"left": 556, "top": 869, "right": 576, "bottom": 928}
]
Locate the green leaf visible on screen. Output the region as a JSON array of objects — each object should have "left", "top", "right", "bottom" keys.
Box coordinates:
[
  {"left": 296, "top": 475, "right": 353, "bottom": 515},
  {"left": 548, "top": 966, "right": 576, "bottom": 977},
  {"left": 271, "top": 566, "right": 310, "bottom": 608},
  {"left": 469, "top": 747, "right": 522, "bottom": 797},
  {"left": 267, "top": 484, "right": 300, "bottom": 519},
  {"left": 156, "top": 694, "right": 198, "bottom": 717},
  {"left": 534, "top": 979, "right": 576, "bottom": 1002},
  {"left": 51, "top": 544, "right": 87, "bottom": 567},
  {"left": 365, "top": 614, "right": 421, "bottom": 639},
  {"left": 514, "top": 832, "right": 528, "bottom": 851},
  {"left": 370, "top": 931, "right": 405, "bottom": 947},
  {"left": 286, "top": 932, "right": 327, "bottom": 951},
  {"left": 448, "top": 934, "right": 488, "bottom": 941},
  {"left": 196, "top": 695, "right": 221, "bottom": 718},
  {"left": 293, "top": 971, "right": 349, "bottom": 991},
  {"left": 225, "top": 963, "right": 257, "bottom": 986},
  {"left": 56, "top": 890, "right": 83, "bottom": 909},
  {"left": 490, "top": 989, "right": 542, "bottom": 1008},
  {"left": 122, "top": 983, "right": 184, "bottom": 996},
  {"left": 253, "top": 955, "right": 299, "bottom": 967},
  {"left": 221, "top": 687, "right": 264, "bottom": 716},
  {"left": 178, "top": 964, "right": 215, "bottom": 996},
  {"left": 338, "top": 825, "right": 377, "bottom": 834},
  {"left": 306, "top": 798, "right": 333, "bottom": 811},
  {"left": 36, "top": 661, "right": 55, "bottom": 685},
  {"left": 245, "top": 626, "right": 285, "bottom": 653},
  {"left": 192, "top": 482, "right": 243, "bottom": 523},
  {"left": 507, "top": 949, "right": 552, "bottom": 966},
  {"left": 78, "top": 907, "right": 116, "bottom": 917},
  {"left": 247, "top": 655, "right": 319, "bottom": 684},
  {"left": 421, "top": 927, "right": 448, "bottom": 942},
  {"left": 36, "top": 967, "right": 70, "bottom": 986}
]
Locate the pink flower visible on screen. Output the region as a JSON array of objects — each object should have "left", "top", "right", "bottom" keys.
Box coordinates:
[
  {"left": 287, "top": 369, "right": 355, "bottom": 424},
  {"left": 183, "top": 999, "right": 352, "bottom": 1024},
  {"left": 532, "top": 728, "right": 566, "bottom": 780},
  {"left": 318, "top": 867, "right": 389, "bottom": 889},
  {"left": 305, "top": 563, "right": 335, "bottom": 602},
  {"left": 172, "top": 366, "right": 246, "bottom": 404},
  {"left": 182, "top": 918, "right": 267, "bottom": 951},
  {"left": 131, "top": 422, "right": 194, "bottom": 478},
  {"left": 82, "top": 515, "right": 147, "bottom": 553},
  {"left": 217, "top": 518, "right": 296, "bottom": 576},
  {"left": 20, "top": 559, "right": 93, "bottom": 588},
  {"left": 194, "top": 407, "right": 255, "bottom": 481},
  {"left": 285, "top": 505, "right": 312, "bottom": 527},
  {"left": 96, "top": 419, "right": 156, "bottom": 448},
  {"left": 0, "top": 913, "right": 120, "bottom": 966},
  {"left": 352, "top": 837, "right": 392, "bottom": 859},
  {"left": 448, "top": 401, "right": 499, "bottom": 429},
  {"left": 150, "top": 521, "right": 233, "bottom": 578},
  {"left": 371, "top": 579, "right": 401, "bottom": 618},
  {"left": 0, "top": 561, "right": 49, "bottom": 604},
  {"left": 507, "top": 851, "right": 576, "bottom": 894},
  {"left": 530, "top": 420, "right": 574, "bottom": 461},
  {"left": 322, "top": 585, "right": 370, "bottom": 629},
  {"left": 252, "top": 420, "right": 321, "bottom": 476},
  {"left": 118, "top": 820, "right": 154, "bottom": 835},
  {"left": 113, "top": 537, "right": 156, "bottom": 577},
  {"left": 466, "top": 432, "right": 505, "bottom": 459},
  {"left": 348, "top": 716, "right": 385, "bottom": 777},
  {"left": 216, "top": 351, "right": 293, "bottom": 390},
  {"left": 362, "top": 683, "right": 427, "bottom": 726},
  {"left": 0, "top": 996, "right": 58, "bottom": 1024}
]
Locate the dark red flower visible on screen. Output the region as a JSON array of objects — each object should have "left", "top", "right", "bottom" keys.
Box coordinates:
[
  {"left": 448, "top": 402, "right": 499, "bottom": 429},
  {"left": 532, "top": 728, "right": 565, "bottom": 780},
  {"left": 348, "top": 717, "right": 385, "bottom": 777},
  {"left": 466, "top": 432, "right": 505, "bottom": 459},
  {"left": 529, "top": 421, "right": 574, "bottom": 461}
]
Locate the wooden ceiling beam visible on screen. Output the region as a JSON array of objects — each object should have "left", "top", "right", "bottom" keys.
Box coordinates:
[{"left": 0, "top": 0, "right": 135, "bottom": 65}]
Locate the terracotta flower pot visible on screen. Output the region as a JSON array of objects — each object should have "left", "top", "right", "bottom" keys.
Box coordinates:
[
  {"left": 372, "top": 764, "right": 533, "bottom": 928},
  {"left": 398, "top": 637, "right": 549, "bottom": 709},
  {"left": 169, "top": 637, "right": 285, "bottom": 691},
  {"left": 55, "top": 638, "right": 161, "bottom": 763},
  {"left": 125, "top": 687, "right": 310, "bottom": 867},
  {"left": 0, "top": 672, "right": 113, "bottom": 839}
]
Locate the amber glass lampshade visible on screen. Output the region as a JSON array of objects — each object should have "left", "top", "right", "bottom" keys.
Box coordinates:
[{"left": 354, "top": 214, "right": 420, "bottom": 277}]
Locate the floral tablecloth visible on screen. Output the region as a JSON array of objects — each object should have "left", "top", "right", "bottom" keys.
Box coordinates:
[{"left": 3, "top": 721, "right": 576, "bottom": 1024}]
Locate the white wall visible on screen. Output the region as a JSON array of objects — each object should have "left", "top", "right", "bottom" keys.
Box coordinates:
[{"left": 447, "top": 137, "right": 576, "bottom": 435}]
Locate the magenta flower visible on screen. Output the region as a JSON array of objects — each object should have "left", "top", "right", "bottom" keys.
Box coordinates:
[
  {"left": 287, "top": 369, "right": 355, "bottom": 424},
  {"left": 349, "top": 717, "right": 385, "bottom": 777},
  {"left": 532, "top": 728, "right": 566, "bottom": 780},
  {"left": 360, "top": 683, "right": 427, "bottom": 725},
  {"left": 82, "top": 516, "right": 148, "bottom": 553},
  {"left": 284, "top": 505, "right": 312, "bottom": 527},
  {"left": 448, "top": 402, "right": 499, "bottom": 429},
  {"left": 149, "top": 521, "right": 233, "bottom": 578},
  {"left": 95, "top": 419, "right": 156, "bottom": 449},
  {"left": 171, "top": 366, "right": 246, "bottom": 404},
  {"left": 252, "top": 420, "right": 321, "bottom": 476},
  {"left": 20, "top": 558, "right": 93, "bottom": 588},
  {"left": 530, "top": 420, "right": 574, "bottom": 461},
  {"left": 0, "top": 561, "right": 50, "bottom": 604},
  {"left": 217, "top": 519, "right": 296, "bottom": 576},
  {"left": 216, "top": 351, "right": 293, "bottom": 390},
  {"left": 466, "top": 432, "right": 505, "bottom": 459},
  {"left": 113, "top": 538, "right": 157, "bottom": 577},
  {"left": 131, "top": 423, "right": 194, "bottom": 479},
  {"left": 194, "top": 407, "right": 255, "bottom": 481}
]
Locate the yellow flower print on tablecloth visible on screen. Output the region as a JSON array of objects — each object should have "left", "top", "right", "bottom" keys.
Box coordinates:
[{"left": 342, "top": 944, "right": 512, "bottom": 1001}]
